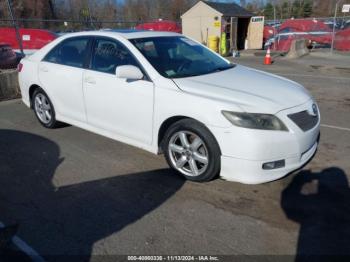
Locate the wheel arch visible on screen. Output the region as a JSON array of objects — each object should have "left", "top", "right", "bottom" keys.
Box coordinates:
[
  {"left": 28, "top": 84, "right": 41, "bottom": 108},
  {"left": 157, "top": 115, "right": 221, "bottom": 155},
  {"left": 158, "top": 116, "right": 190, "bottom": 153}
]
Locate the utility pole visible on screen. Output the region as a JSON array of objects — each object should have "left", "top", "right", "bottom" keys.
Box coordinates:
[
  {"left": 331, "top": 0, "right": 341, "bottom": 55},
  {"left": 6, "top": 0, "right": 24, "bottom": 56},
  {"left": 273, "top": 5, "right": 276, "bottom": 51}
]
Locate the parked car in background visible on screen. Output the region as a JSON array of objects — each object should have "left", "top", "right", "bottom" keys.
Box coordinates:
[
  {"left": 0, "top": 44, "right": 23, "bottom": 69},
  {"left": 279, "top": 19, "right": 331, "bottom": 33},
  {"left": 135, "top": 19, "right": 181, "bottom": 33},
  {"left": 18, "top": 31, "right": 320, "bottom": 184},
  {"left": 323, "top": 20, "right": 342, "bottom": 30},
  {"left": 0, "top": 28, "right": 57, "bottom": 55},
  {"left": 263, "top": 25, "right": 277, "bottom": 45},
  {"left": 335, "top": 28, "right": 350, "bottom": 51},
  {"left": 341, "top": 20, "right": 350, "bottom": 30},
  {"left": 265, "top": 21, "right": 281, "bottom": 28},
  {"left": 265, "top": 31, "right": 297, "bottom": 52},
  {"left": 264, "top": 19, "right": 332, "bottom": 51}
]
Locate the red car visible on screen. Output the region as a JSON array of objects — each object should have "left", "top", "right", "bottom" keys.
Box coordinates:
[
  {"left": 269, "top": 32, "right": 298, "bottom": 52},
  {"left": 266, "top": 19, "right": 332, "bottom": 51},
  {"left": 263, "top": 25, "right": 277, "bottom": 44},
  {"left": 0, "top": 27, "right": 57, "bottom": 55},
  {"left": 279, "top": 19, "right": 331, "bottom": 33},
  {"left": 135, "top": 20, "right": 182, "bottom": 33},
  {"left": 335, "top": 28, "right": 350, "bottom": 51}
]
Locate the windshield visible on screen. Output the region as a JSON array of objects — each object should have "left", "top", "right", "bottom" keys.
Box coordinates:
[{"left": 130, "top": 36, "right": 234, "bottom": 78}]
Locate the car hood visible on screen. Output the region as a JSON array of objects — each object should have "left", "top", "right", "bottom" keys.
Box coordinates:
[{"left": 173, "top": 65, "right": 312, "bottom": 114}]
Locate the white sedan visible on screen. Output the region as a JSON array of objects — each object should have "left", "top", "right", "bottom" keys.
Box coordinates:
[{"left": 18, "top": 31, "right": 320, "bottom": 184}]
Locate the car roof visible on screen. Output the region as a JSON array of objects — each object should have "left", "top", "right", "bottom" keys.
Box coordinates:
[
  {"left": 25, "top": 30, "right": 184, "bottom": 63},
  {"left": 60, "top": 30, "right": 181, "bottom": 40}
]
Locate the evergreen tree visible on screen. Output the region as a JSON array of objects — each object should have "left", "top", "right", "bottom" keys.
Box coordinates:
[
  {"left": 264, "top": 3, "right": 275, "bottom": 20},
  {"left": 280, "top": 1, "right": 290, "bottom": 19},
  {"left": 303, "top": 0, "right": 313, "bottom": 18},
  {"left": 288, "top": 0, "right": 313, "bottom": 18},
  {"left": 291, "top": 0, "right": 301, "bottom": 18},
  {"left": 246, "top": 3, "right": 255, "bottom": 12}
]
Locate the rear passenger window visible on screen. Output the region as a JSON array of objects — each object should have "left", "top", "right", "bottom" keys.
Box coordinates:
[
  {"left": 91, "top": 39, "right": 138, "bottom": 74},
  {"left": 43, "top": 38, "right": 89, "bottom": 68}
]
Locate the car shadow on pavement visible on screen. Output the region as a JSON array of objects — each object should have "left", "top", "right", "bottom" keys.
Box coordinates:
[
  {"left": 0, "top": 129, "right": 185, "bottom": 260},
  {"left": 281, "top": 168, "right": 350, "bottom": 261}
]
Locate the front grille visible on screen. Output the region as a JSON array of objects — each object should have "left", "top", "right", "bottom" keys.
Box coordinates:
[{"left": 288, "top": 111, "right": 318, "bottom": 132}]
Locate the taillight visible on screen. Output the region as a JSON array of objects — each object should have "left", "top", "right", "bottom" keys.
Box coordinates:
[{"left": 17, "top": 63, "right": 23, "bottom": 72}]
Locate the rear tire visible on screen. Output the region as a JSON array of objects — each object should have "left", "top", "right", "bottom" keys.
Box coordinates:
[
  {"left": 163, "top": 119, "right": 221, "bottom": 182},
  {"left": 32, "top": 88, "right": 60, "bottom": 129}
]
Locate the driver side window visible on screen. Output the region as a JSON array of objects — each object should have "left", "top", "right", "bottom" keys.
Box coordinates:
[{"left": 91, "top": 39, "right": 138, "bottom": 74}]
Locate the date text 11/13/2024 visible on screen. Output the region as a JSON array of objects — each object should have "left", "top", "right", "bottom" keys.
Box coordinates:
[{"left": 127, "top": 255, "right": 219, "bottom": 261}]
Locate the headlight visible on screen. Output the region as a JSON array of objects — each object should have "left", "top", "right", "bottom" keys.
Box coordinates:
[{"left": 222, "top": 111, "right": 288, "bottom": 131}]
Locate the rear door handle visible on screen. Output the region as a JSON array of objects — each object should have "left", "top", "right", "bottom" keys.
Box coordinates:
[{"left": 84, "top": 77, "right": 96, "bottom": 85}]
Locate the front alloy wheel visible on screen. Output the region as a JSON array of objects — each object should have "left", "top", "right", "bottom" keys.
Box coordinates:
[
  {"left": 168, "top": 131, "right": 209, "bottom": 177},
  {"left": 164, "top": 119, "right": 221, "bottom": 182}
]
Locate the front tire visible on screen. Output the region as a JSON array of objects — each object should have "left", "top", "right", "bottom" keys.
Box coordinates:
[
  {"left": 32, "top": 88, "right": 59, "bottom": 129},
  {"left": 163, "top": 119, "right": 221, "bottom": 182}
]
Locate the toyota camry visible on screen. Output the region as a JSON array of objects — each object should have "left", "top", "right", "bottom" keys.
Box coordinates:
[{"left": 18, "top": 31, "right": 320, "bottom": 184}]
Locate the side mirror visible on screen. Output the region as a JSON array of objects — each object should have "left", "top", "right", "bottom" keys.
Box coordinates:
[{"left": 115, "top": 65, "right": 143, "bottom": 80}]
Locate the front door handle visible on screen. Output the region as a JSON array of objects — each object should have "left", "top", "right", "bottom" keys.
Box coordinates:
[
  {"left": 84, "top": 77, "right": 96, "bottom": 85},
  {"left": 40, "top": 67, "right": 48, "bottom": 72}
]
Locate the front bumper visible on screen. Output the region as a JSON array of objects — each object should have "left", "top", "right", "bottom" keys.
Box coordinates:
[
  {"left": 220, "top": 140, "right": 318, "bottom": 184},
  {"left": 209, "top": 99, "right": 320, "bottom": 184}
]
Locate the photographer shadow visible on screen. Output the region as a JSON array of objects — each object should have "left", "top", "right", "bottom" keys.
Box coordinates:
[
  {"left": 281, "top": 168, "right": 350, "bottom": 261},
  {"left": 0, "top": 129, "right": 185, "bottom": 260}
]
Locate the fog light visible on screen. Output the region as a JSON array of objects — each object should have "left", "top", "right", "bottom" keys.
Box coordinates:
[{"left": 262, "top": 160, "right": 285, "bottom": 170}]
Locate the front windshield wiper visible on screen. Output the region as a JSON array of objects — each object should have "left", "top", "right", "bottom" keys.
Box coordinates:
[
  {"left": 171, "top": 73, "right": 202, "bottom": 79},
  {"left": 170, "top": 64, "right": 236, "bottom": 79},
  {"left": 209, "top": 64, "right": 235, "bottom": 74}
]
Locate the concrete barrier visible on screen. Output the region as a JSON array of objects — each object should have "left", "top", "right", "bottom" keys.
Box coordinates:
[
  {"left": 0, "top": 70, "right": 20, "bottom": 101},
  {"left": 286, "top": 39, "right": 310, "bottom": 59}
]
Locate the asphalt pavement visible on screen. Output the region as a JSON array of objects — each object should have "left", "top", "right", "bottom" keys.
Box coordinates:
[{"left": 0, "top": 55, "right": 350, "bottom": 261}]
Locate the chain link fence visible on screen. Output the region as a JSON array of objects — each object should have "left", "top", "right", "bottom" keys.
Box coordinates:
[
  {"left": 264, "top": 16, "right": 350, "bottom": 52},
  {"left": 0, "top": 18, "right": 141, "bottom": 33},
  {"left": 0, "top": 18, "right": 146, "bottom": 55},
  {"left": 1, "top": 15, "right": 350, "bottom": 56}
]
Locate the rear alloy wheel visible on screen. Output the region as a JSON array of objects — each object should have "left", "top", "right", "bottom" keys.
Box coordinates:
[
  {"left": 32, "top": 89, "right": 59, "bottom": 128},
  {"left": 164, "top": 119, "right": 221, "bottom": 182}
]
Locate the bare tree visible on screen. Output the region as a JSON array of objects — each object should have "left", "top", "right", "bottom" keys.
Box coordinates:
[
  {"left": 48, "top": 0, "right": 56, "bottom": 18},
  {"left": 312, "top": 0, "right": 334, "bottom": 16}
]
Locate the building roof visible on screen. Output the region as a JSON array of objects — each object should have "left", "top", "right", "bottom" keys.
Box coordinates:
[{"left": 205, "top": 1, "right": 253, "bottom": 18}]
